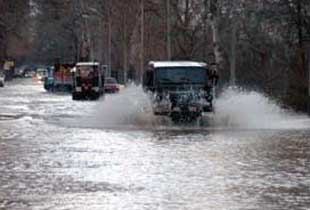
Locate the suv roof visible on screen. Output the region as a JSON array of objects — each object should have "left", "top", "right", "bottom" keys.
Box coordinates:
[{"left": 148, "top": 61, "right": 207, "bottom": 68}]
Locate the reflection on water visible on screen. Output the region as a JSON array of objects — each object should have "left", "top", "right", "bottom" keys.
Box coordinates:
[{"left": 0, "top": 80, "right": 309, "bottom": 210}]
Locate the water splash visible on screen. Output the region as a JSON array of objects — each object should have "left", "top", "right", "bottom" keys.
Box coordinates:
[
  {"left": 213, "top": 87, "right": 310, "bottom": 129},
  {"left": 90, "top": 84, "right": 167, "bottom": 128},
  {"left": 82, "top": 85, "right": 310, "bottom": 130}
]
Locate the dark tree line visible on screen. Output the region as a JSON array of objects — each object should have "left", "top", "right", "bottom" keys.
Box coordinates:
[
  {"left": 1, "top": 0, "right": 310, "bottom": 111},
  {"left": 0, "top": 0, "right": 31, "bottom": 62}
]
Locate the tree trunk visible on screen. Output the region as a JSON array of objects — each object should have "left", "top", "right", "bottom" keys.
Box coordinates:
[
  {"left": 166, "top": 0, "right": 171, "bottom": 60},
  {"left": 230, "top": 21, "right": 237, "bottom": 86},
  {"left": 297, "top": 0, "right": 303, "bottom": 48},
  {"left": 305, "top": 40, "right": 310, "bottom": 114},
  {"left": 122, "top": 11, "right": 128, "bottom": 83},
  {"left": 230, "top": 1, "right": 237, "bottom": 86},
  {"left": 140, "top": 0, "right": 144, "bottom": 83},
  {"left": 210, "top": 0, "right": 224, "bottom": 74},
  {"left": 107, "top": 0, "right": 112, "bottom": 77}
]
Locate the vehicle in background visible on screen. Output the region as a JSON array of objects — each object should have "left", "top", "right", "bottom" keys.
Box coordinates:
[
  {"left": 13, "top": 67, "right": 25, "bottom": 78},
  {"left": 104, "top": 77, "right": 120, "bottom": 93},
  {"left": 33, "top": 68, "right": 48, "bottom": 83},
  {"left": 44, "top": 66, "right": 55, "bottom": 91},
  {"left": 0, "top": 70, "right": 5, "bottom": 87},
  {"left": 53, "top": 63, "right": 75, "bottom": 92},
  {"left": 71, "top": 62, "right": 105, "bottom": 100},
  {"left": 143, "top": 61, "right": 218, "bottom": 123},
  {"left": 2, "top": 60, "right": 15, "bottom": 81},
  {"left": 21, "top": 66, "right": 35, "bottom": 78}
]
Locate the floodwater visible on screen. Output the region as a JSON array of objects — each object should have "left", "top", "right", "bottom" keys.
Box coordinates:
[{"left": 0, "top": 79, "right": 309, "bottom": 210}]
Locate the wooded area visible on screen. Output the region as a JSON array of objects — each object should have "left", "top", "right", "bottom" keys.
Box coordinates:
[{"left": 1, "top": 0, "right": 310, "bottom": 111}]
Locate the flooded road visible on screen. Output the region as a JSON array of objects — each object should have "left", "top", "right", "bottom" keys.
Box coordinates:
[{"left": 0, "top": 79, "right": 309, "bottom": 210}]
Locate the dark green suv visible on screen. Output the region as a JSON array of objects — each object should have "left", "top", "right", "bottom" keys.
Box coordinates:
[{"left": 143, "top": 61, "right": 218, "bottom": 122}]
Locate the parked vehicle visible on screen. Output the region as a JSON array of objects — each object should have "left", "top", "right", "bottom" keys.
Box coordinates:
[
  {"left": 0, "top": 70, "right": 5, "bottom": 87},
  {"left": 13, "top": 67, "right": 25, "bottom": 78},
  {"left": 44, "top": 66, "right": 55, "bottom": 91},
  {"left": 33, "top": 68, "right": 48, "bottom": 83},
  {"left": 143, "top": 61, "right": 218, "bottom": 123},
  {"left": 23, "top": 68, "right": 36, "bottom": 78},
  {"left": 71, "top": 62, "right": 105, "bottom": 100},
  {"left": 104, "top": 77, "right": 120, "bottom": 93},
  {"left": 2, "top": 60, "right": 15, "bottom": 81}
]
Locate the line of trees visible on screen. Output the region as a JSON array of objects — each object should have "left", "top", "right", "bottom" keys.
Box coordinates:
[
  {"left": 1, "top": 0, "right": 310, "bottom": 111},
  {"left": 0, "top": 0, "right": 31, "bottom": 63}
]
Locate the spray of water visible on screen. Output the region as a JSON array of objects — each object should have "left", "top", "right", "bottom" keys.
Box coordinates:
[
  {"left": 213, "top": 87, "right": 310, "bottom": 129},
  {"left": 81, "top": 85, "right": 310, "bottom": 130},
  {"left": 89, "top": 84, "right": 168, "bottom": 128}
]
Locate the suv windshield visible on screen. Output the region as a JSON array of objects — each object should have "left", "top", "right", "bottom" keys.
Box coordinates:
[{"left": 156, "top": 67, "right": 207, "bottom": 84}]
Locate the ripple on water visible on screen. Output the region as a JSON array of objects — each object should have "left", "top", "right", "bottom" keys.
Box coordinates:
[{"left": 0, "top": 113, "right": 24, "bottom": 121}]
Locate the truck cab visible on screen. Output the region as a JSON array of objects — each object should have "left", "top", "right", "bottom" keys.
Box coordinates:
[
  {"left": 71, "top": 62, "right": 105, "bottom": 100},
  {"left": 143, "top": 61, "right": 218, "bottom": 122}
]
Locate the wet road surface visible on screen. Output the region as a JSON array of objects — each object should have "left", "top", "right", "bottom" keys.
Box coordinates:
[{"left": 0, "top": 79, "right": 309, "bottom": 210}]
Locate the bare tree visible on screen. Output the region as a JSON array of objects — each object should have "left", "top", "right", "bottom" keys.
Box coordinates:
[
  {"left": 6, "top": 0, "right": 309, "bottom": 110},
  {"left": 0, "top": 0, "right": 31, "bottom": 62}
]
